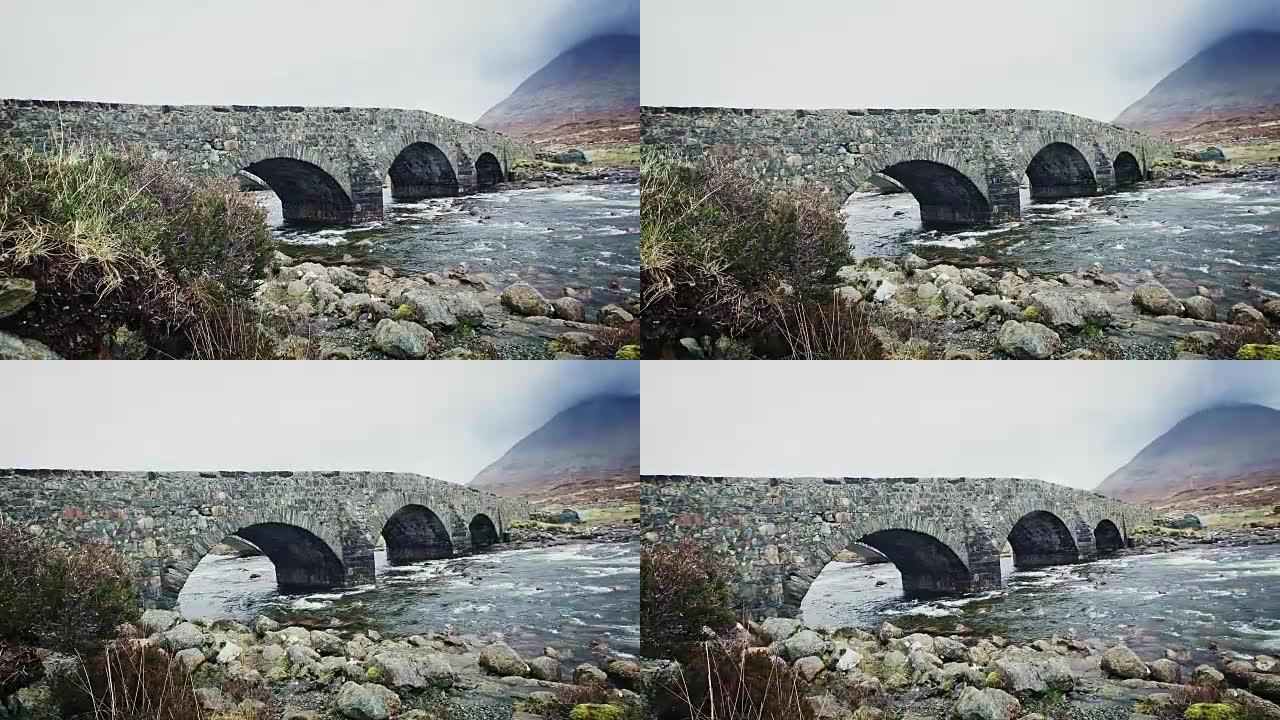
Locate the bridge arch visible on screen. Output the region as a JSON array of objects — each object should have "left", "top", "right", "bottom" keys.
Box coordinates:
[
  {"left": 380, "top": 503, "right": 454, "bottom": 563},
  {"left": 1005, "top": 510, "right": 1080, "bottom": 568},
  {"left": 1023, "top": 141, "right": 1098, "bottom": 200},
  {"left": 469, "top": 513, "right": 501, "bottom": 549},
  {"left": 168, "top": 509, "right": 349, "bottom": 607},
  {"left": 1094, "top": 519, "right": 1125, "bottom": 554},
  {"left": 1112, "top": 151, "right": 1143, "bottom": 187},
  {"left": 843, "top": 145, "right": 995, "bottom": 228},
  {"left": 238, "top": 154, "right": 355, "bottom": 225},
  {"left": 388, "top": 141, "right": 459, "bottom": 200},
  {"left": 474, "top": 152, "right": 504, "bottom": 191}
]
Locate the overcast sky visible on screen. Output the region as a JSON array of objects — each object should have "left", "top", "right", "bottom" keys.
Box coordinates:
[
  {"left": 642, "top": 0, "right": 1280, "bottom": 121},
  {"left": 642, "top": 363, "right": 1280, "bottom": 490},
  {"left": 0, "top": 362, "right": 638, "bottom": 485},
  {"left": 0, "top": 0, "right": 639, "bottom": 122}
]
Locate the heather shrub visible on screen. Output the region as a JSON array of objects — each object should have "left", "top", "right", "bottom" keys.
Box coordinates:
[
  {"left": 640, "top": 539, "right": 737, "bottom": 660},
  {"left": 651, "top": 641, "right": 812, "bottom": 720},
  {"left": 52, "top": 642, "right": 201, "bottom": 720}
]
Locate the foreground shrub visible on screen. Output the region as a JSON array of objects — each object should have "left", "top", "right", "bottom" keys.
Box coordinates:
[
  {"left": 640, "top": 539, "right": 737, "bottom": 660},
  {"left": 52, "top": 642, "right": 200, "bottom": 720},
  {"left": 774, "top": 298, "right": 885, "bottom": 360},
  {"left": 641, "top": 152, "right": 851, "bottom": 341},
  {"left": 0, "top": 142, "right": 274, "bottom": 357},
  {"left": 651, "top": 641, "right": 812, "bottom": 720}
]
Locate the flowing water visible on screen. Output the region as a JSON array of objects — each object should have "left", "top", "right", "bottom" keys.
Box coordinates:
[
  {"left": 178, "top": 542, "right": 640, "bottom": 666},
  {"left": 802, "top": 544, "right": 1280, "bottom": 666},
  {"left": 844, "top": 177, "right": 1280, "bottom": 308},
  {"left": 257, "top": 183, "right": 640, "bottom": 312}
]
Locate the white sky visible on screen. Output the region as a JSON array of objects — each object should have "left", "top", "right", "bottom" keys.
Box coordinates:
[
  {"left": 641, "top": 362, "right": 1280, "bottom": 490},
  {"left": 0, "top": 0, "right": 639, "bottom": 122},
  {"left": 641, "top": 0, "right": 1280, "bottom": 121},
  {"left": 0, "top": 362, "right": 638, "bottom": 485}
]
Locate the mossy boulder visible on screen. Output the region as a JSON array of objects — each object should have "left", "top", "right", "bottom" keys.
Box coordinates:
[
  {"left": 1237, "top": 344, "right": 1280, "bottom": 360},
  {"left": 1183, "top": 703, "right": 1245, "bottom": 720},
  {"left": 614, "top": 344, "right": 641, "bottom": 360},
  {"left": 569, "top": 704, "right": 627, "bottom": 720}
]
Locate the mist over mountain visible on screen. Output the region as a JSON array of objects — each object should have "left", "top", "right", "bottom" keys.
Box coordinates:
[
  {"left": 475, "top": 34, "right": 639, "bottom": 143},
  {"left": 1095, "top": 403, "right": 1280, "bottom": 504},
  {"left": 1113, "top": 31, "right": 1280, "bottom": 137},
  {"left": 469, "top": 395, "right": 639, "bottom": 499}
]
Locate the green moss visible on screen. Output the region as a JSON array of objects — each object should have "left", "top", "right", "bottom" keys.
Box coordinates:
[
  {"left": 985, "top": 671, "right": 1001, "bottom": 687},
  {"left": 392, "top": 304, "right": 418, "bottom": 322},
  {"left": 1236, "top": 344, "right": 1280, "bottom": 360},
  {"left": 452, "top": 323, "right": 476, "bottom": 338},
  {"left": 1082, "top": 324, "right": 1104, "bottom": 339},
  {"left": 615, "top": 344, "right": 641, "bottom": 360},
  {"left": 1184, "top": 703, "right": 1244, "bottom": 720},
  {"left": 1021, "top": 306, "right": 1041, "bottom": 322},
  {"left": 364, "top": 666, "right": 382, "bottom": 682},
  {"left": 570, "top": 704, "right": 626, "bottom": 720}
]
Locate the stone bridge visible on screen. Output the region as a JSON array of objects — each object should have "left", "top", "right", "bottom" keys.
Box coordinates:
[
  {"left": 641, "top": 475, "right": 1156, "bottom": 617},
  {"left": 0, "top": 469, "right": 530, "bottom": 608},
  {"left": 0, "top": 99, "right": 536, "bottom": 224},
  {"left": 641, "top": 106, "right": 1175, "bottom": 227}
]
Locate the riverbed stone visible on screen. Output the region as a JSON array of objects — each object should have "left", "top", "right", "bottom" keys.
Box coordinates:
[
  {"left": 478, "top": 641, "right": 529, "bottom": 677},
  {"left": 1249, "top": 673, "right": 1280, "bottom": 703},
  {"left": 372, "top": 318, "right": 434, "bottom": 359},
  {"left": 597, "top": 304, "right": 634, "bottom": 327},
  {"left": 759, "top": 617, "right": 803, "bottom": 643},
  {"left": 161, "top": 622, "right": 209, "bottom": 652},
  {"left": 528, "top": 655, "right": 562, "bottom": 681},
  {"left": 1230, "top": 303, "right": 1268, "bottom": 326},
  {"left": 1192, "top": 664, "right": 1225, "bottom": 688},
  {"left": 954, "top": 686, "right": 1021, "bottom": 720},
  {"left": 1101, "top": 646, "right": 1149, "bottom": 679},
  {"left": 311, "top": 630, "right": 344, "bottom": 656},
  {"left": 782, "top": 630, "right": 826, "bottom": 660},
  {"left": 140, "top": 609, "right": 181, "bottom": 635},
  {"left": 1132, "top": 282, "right": 1184, "bottom": 316},
  {"left": 254, "top": 616, "right": 280, "bottom": 635},
  {"left": 1147, "top": 658, "right": 1181, "bottom": 684},
  {"left": 551, "top": 296, "right": 587, "bottom": 322},
  {"left": 997, "top": 320, "right": 1061, "bottom": 359},
  {"left": 370, "top": 648, "right": 456, "bottom": 689},
  {"left": 1028, "top": 289, "right": 1113, "bottom": 331},
  {"left": 1182, "top": 296, "right": 1217, "bottom": 321},
  {"left": 0, "top": 277, "right": 36, "bottom": 318},
  {"left": 795, "top": 655, "right": 825, "bottom": 681},
  {"left": 501, "top": 282, "right": 554, "bottom": 316},
  {"left": 216, "top": 640, "right": 243, "bottom": 664},
  {"left": 335, "top": 681, "right": 401, "bottom": 720},
  {"left": 573, "top": 663, "right": 608, "bottom": 686}
]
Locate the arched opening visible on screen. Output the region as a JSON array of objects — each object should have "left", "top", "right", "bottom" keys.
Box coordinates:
[
  {"left": 381, "top": 504, "right": 454, "bottom": 564},
  {"left": 859, "top": 529, "right": 973, "bottom": 599},
  {"left": 874, "top": 160, "right": 993, "bottom": 228},
  {"left": 475, "top": 152, "right": 504, "bottom": 191},
  {"left": 1094, "top": 519, "right": 1125, "bottom": 554},
  {"left": 388, "top": 142, "right": 459, "bottom": 200},
  {"left": 469, "top": 514, "right": 500, "bottom": 549},
  {"left": 1007, "top": 511, "right": 1080, "bottom": 568},
  {"left": 1113, "top": 152, "right": 1143, "bottom": 187},
  {"left": 1025, "top": 142, "right": 1098, "bottom": 200},
  {"left": 243, "top": 157, "right": 354, "bottom": 225}
]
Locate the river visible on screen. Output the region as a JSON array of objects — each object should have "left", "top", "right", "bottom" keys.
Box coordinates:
[
  {"left": 844, "top": 176, "right": 1280, "bottom": 308},
  {"left": 802, "top": 544, "right": 1280, "bottom": 667},
  {"left": 178, "top": 542, "right": 640, "bottom": 668},
  {"left": 256, "top": 182, "right": 640, "bottom": 313}
]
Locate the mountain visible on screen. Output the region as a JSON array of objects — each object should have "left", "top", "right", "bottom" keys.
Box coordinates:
[
  {"left": 1113, "top": 31, "right": 1280, "bottom": 138},
  {"left": 1095, "top": 403, "right": 1280, "bottom": 505},
  {"left": 476, "top": 34, "right": 639, "bottom": 144},
  {"left": 470, "top": 395, "right": 639, "bottom": 501}
]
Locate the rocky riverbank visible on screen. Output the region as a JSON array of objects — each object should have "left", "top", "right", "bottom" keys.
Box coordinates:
[
  {"left": 6, "top": 611, "right": 644, "bottom": 720},
  {"left": 642, "top": 613, "right": 1280, "bottom": 720}
]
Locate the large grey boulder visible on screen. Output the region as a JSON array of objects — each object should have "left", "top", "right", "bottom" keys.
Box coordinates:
[
  {"left": 597, "top": 304, "right": 635, "bottom": 327},
  {"left": 1100, "top": 645, "right": 1149, "bottom": 679},
  {"left": 1230, "top": 303, "right": 1268, "bottom": 327},
  {"left": 1132, "top": 282, "right": 1184, "bottom": 316},
  {"left": 501, "top": 282, "right": 553, "bottom": 316},
  {"left": 139, "top": 609, "right": 181, "bottom": 635},
  {"left": 370, "top": 649, "right": 456, "bottom": 689},
  {"left": 0, "top": 331, "right": 60, "bottom": 360},
  {"left": 1028, "top": 289, "right": 1113, "bottom": 331},
  {"left": 551, "top": 296, "right": 587, "bottom": 322},
  {"left": 334, "top": 681, "right": 401, "bottom": 720},
  {"left": 758, "top": 617, "right": 803, "bottom": 644},
  {"left": 997, "top": 320, "right": 1062, "bottom": 359},
  {"left": 372, "top": 319, "right": 434, "bottom": 359},
  {"left": 528, "top": 655, "right": 562, "bottom": 681},
  {"left": 1147, "top": 658, "right": 1181, "bottom": 684},
  {"left": 478, "top": 641, "right": 528, "bottom": 677},
  {"left": 160, "top": 622, "right": 209, "bottom": 652},
  {"left": 1182, "top": 295, "right": 1217, "bottom": 322},
  {"left": 782, "top": 630, "right": 826, "bottom": 660},
  {"left": 953, "top": 686, "right": 1021, "bottom": 720},
  {"left": 310, "top": 630, "right": 345, "bottom": 656}
]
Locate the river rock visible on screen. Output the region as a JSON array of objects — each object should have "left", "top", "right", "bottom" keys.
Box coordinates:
[
  {"left": 139, "top": 609, "right": 180, "bottom": 635},
  {"left": 551, "top": 296, "right": 587, "bottom": 322},
  {"left": 0, "top": 277, "right": 36, "bottom": 318},
  {"left": 1249, "top": 673, "right": 1280, "bottom": 703},
  {"left": 254, "top": 615, "right": 280, "bottom": 635},
  {"left": 0, "top": 331, "right": 60, "bottom": 360},
  {"left": 902, "top": 253, "right": 928, "bottom": 272},
  {"left": 1262, "top": 300, "right": 1280, "bottom": 323},
  {"left": 1182, "top": 296, "right": 1217, "bottom": 321},
  {"left": 1101, "top": 645, "right": 1149, "bottom": 679},
  {"left": 997, "top": 320, "right": 1061, "bottom": 359},
  {"left": 501, "top": 282, "right": 553, "bottom": 316},
  {"left": 528, "top": 656, "right": 562, "bottom": 681},
  {"left": 759, "top": 617, "right": 803, "bottom": 644},
  {"left": 953, "top": 686, "right": 1021, "bottom": 720},
  {"left": 310, "top": 630, "right": 344, "bottom": 656},
  {"left": 160, "top": 622, "right": 209, "bottom": 652},
  {"left": 1132, "top": 282, "right": 1184, "bottom": 316},
  {"left": 371, "top": 648, "right": 455, "bottom": 689},
  {"left": 878, "top": 622, "right": 904, "bottom": 644},
  {"left": 1147, "top": 658, "right": 1181, "bottom": 684},
  {"left": 934, "top": 636, "right": 968, "bottom": 662},
  {"left": 960, "top": 268, "right": 996, "bottom": 294},
  {"left": 1223, "top": 688, "right": 1280, "bottom": 719},
  {"left": 782, "top": 630, "right": 826, "bottom": 660},
  {"left": 597, "top": 304, "right": 634, "bottom": 327},
  {"left": 873, "top": 280, "right": 898, "bottom": 303},
  {"left": 1192, "top": 664, "right": 1225, "bottom": 687},
  {"left": 573, "top": 663, "right": 608, "bottom": 686},
  {"left": 335, "top": 681, "right": 401, "bottom": 720},
  {"left": 328, "top": 266, "right": 364, "bottom": 293},
  {"left": 400, "top": 289, "right": 458, "bottom": 330},
  {"left": 1225, "top": 660, "right": 1259, "bottom": 686},
  {"left": 478, "top": 641, "right": 529, "bottom": 677},
  {"left": 795, "top": 655, "right": 825, "bottom": 681},
  {"left": 1230, "top": 303, "right": 1268, "bottom": 327},
  {"left": 372, "top": 319, "right": 434, "bottom": 359},
  {"left": 1028, "top": 289, "right": 1113, "bottom": 330}
]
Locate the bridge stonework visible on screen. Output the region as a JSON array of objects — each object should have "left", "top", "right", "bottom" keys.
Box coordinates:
[
  {"left": 0, "top": 99, "right": 535, "bottom": 224},
  {"left": 641, "top": 475, "right": 1156, "bottom": 617},
  {"left": 0, "top": 469, "right": 530, "bottom": 609},
  {"left": 641, "top": 106, "right": 1175, "bottom": 227}
]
